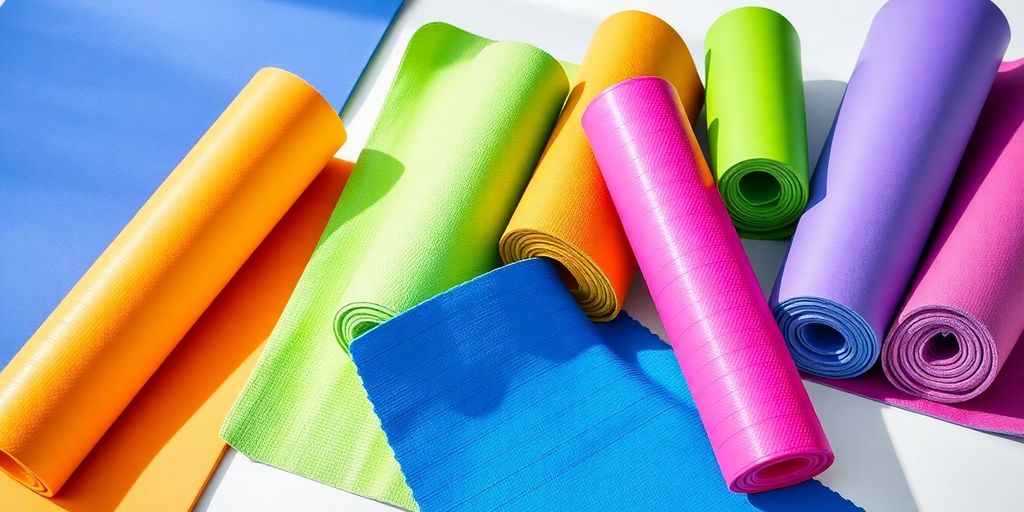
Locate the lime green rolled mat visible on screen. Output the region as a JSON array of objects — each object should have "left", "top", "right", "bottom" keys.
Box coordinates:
[
  {"left": 705, "top": 7, "right": 809, "bottom": 239},
  {"left": 220, "top": 23, "right": 569, "bottom": 509}
]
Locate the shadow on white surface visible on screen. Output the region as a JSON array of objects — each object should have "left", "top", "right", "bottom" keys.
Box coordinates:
[
  {"left": 805, "top": 384, "right": 919, "bottom": 512},
  {"left": 803, "top": 80, "right": 847, "bottom": 167}
]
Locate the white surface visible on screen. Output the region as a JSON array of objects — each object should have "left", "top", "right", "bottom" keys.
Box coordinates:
[{"left": 196, "top": 1, "right": 1024, "bottom": 511}]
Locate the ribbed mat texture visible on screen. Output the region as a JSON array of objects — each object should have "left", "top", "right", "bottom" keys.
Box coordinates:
[
  {"left": 351, "top": 259, "right": 860, "bottom": 511},
  {"left": 582, "top": 76, "right": 832, "bottom": 492}
]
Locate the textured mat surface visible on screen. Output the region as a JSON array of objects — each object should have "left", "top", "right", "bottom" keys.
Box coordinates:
[
  {"left": 882, "top": 60, "right": 1024, "bottom": 403},
  {"left": 222, "top": 23, "right": 569, "bottom": 510},
  {"left": 583, "top": 76, "right": 831, "bottom": 492},
  {"left": 352, "top": 259, "right": 860, "bottom": 511}
]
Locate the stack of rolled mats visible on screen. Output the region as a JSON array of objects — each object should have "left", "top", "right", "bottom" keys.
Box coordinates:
[
  {"left": 771, "top": 0, "right": 1024, "bottom": 436},
  {"left": 0, "top": 0, "right": 1021, "bottom": 510}
]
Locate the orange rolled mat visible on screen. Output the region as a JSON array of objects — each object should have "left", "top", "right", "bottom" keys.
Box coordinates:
[
  {"left": 500, "top": 10, "right": 704, "bottom": 321},
  {"left": 0, "top": 67, "right": 345, "bottom": 497},
  {"left": 0, "top": 160, "right": 351, "bottom": 511}
]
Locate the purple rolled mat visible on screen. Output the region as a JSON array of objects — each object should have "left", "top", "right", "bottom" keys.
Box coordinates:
[{"left": 772, "top": 0, "right": 1010, "bottom": 379}]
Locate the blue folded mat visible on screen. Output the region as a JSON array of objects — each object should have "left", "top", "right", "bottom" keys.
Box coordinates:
[
  {"left": 351, "top": 258, "right": 861, "bottom": 511},
  {"left": 0, "top": 0, "right": 403, "bottom": 365}
]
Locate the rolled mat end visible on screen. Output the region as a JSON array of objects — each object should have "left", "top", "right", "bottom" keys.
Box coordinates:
[
  {"left": 730, "top": 449, "right": 835, "bottom": 493},
  {"left": 0, "top": 450, "right": 52, "bottom": 497},
  {"left": 336, "top": 302, "right": 399, "bottom": 350},
  {"left": 498, "top": 229, "right": 622, "bottom": 322},
  {"left": 718, "top": 158, "right": 807, "bottom": 238},
  {"left": 774, "top": 296, "right": 879, "bottom": 378},
  {"left": 882, "top": 306, "right": 1000, "bottom": 403}
]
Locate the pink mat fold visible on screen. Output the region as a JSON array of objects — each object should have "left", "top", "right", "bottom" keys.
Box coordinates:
[
  {"left": 582, "top": 76, "right": 833, "bottom": 493},
  {"left": 815, "top": 60, "right": 1024, "bottom": 435}
]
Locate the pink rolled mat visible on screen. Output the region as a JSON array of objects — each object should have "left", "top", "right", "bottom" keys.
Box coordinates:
[
  {"left": 581, "top": 76, "right": 833, "bottom": 493},
  {"left": 813, "top": 60, "right": 1024, "bottom": 435},
  {"left": 882, "top": 59, "right": 1024, "bottom": 404}
]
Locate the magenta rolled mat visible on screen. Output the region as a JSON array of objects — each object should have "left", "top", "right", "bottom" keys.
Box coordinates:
[
  {"left": 882, "top": 60, "right": 1024, "bottom": 404},
  {"left": 582, "top": 76, "right": 833, "bottom": 493}
]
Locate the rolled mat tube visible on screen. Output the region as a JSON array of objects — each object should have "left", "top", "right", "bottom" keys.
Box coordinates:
[
  {"left": 883, "top": 60, "right": 1024, "bottom": 403},
  {"left": 0, "top": 67, "right": 344, "bottom": 496},
  {"left": 500, "top": 10, "right": 704, "bottom": 321},
  {"left": 772, "top": 0, "right": 1010, "bottom": 379},
  {"left": 704, "top": 7, "right": 809, "bottom": 239},
  {"left": 582, "top": 76, "right": 832, "bottom": 493},
  {"left": 332, "top": 24, "right": 568, "bottom": 347}
]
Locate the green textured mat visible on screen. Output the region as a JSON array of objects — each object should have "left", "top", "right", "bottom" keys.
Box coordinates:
[
  {"left": 705, "top": 7, "right": 809, "bottom": 239},
  {"left": 220, "top": 22, "right": 569, "bottom": 509}
]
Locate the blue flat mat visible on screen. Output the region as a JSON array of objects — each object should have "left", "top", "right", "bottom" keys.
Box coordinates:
[
  {"left": 0, "top": 0, "right": 403, "bottom": 365},
  {"left": 351, "top": 258, "right": 861, "bottom": 511}
]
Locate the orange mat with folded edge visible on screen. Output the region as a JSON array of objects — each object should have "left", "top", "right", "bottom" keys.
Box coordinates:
[
  {"left": 0, "top": 160, "right": 351, "bottom": 511},
  {"left": 0, "top": 67, "right": 345, "bottom": 498},
  {"left": 500, "top": 10, "right": 704, "bottom": 321}
]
